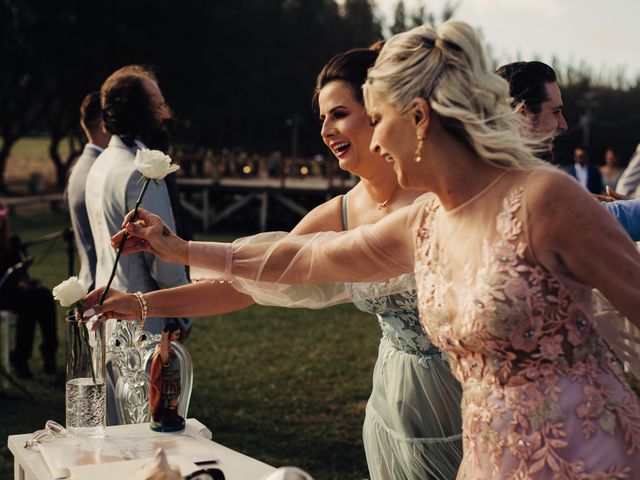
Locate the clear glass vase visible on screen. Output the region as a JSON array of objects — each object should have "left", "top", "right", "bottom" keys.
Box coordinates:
[{"left": 65, "top": 312, "right": 106, "bottom": 437}]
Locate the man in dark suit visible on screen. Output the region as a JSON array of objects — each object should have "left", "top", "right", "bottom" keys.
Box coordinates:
[
  {"left": 66, "top": 92, "right": 111, "bottom": 291},
  {"left": 563, "top": 146, "right": 604, "bottom": 194}
]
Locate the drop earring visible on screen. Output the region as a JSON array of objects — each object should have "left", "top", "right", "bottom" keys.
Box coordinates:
[{"left": 415, "top": 134, "right": 424, "bottom": 163}]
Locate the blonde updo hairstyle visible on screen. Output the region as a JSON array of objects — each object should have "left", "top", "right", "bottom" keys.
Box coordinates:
[{"left": 364, "top": 20, "right": 546, "bottom": 170}]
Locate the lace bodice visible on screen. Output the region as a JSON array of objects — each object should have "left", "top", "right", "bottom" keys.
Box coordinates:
[
  {"left": 347, "top": 274, "right": 440, "bottom": 357},
  {"left": 414, "top": 171, "right": 640, "bottom": 478}
]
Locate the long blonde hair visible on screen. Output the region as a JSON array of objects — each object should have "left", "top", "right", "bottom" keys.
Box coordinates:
[{"left": 364, "top": 21, "right": 547, "bottom": 170}]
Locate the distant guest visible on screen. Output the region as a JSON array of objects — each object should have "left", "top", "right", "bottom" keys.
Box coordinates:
[
  {"left": 562, "top": 146, "right": 604, "bottom": 194},
  {"left": 600, "top": 147, "right": 623, "bottom": 192},
  {"left": 0, "top": 201, "right": 57, "bottom": 378}
]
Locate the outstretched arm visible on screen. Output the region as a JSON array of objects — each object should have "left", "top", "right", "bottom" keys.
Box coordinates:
[
  {"left": 114, "top": 202, "right": 419, "bottom": 285},
  {"left": 82, "top": 282, "right": 255, "bottom": 320},
  {"left": 189, "top": 203, "right": 418, "bottom": 285}
]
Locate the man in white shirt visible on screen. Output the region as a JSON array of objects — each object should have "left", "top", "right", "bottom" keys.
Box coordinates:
[
  {"left": 86, "top": 65, "right": 192, "bottom": 336},
  {"left": 85, "top": 65, "right": 193, "bottom": 425},
  {"left": 66, "top": 92, "right": 111, "bottom": 291}
]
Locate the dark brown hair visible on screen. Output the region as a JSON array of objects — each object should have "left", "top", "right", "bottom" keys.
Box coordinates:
[
  {"left": 100, "top": 65, "right": 158, "bottom": 147},
  {"left": 496, "top": 61, "right": 558, "bottom": 114},
  {"left": 312, "top": 47, "right": 380, "bottom": 112},
  {"left": 80, "top": 91, "right": 102, "bottom": 131}
]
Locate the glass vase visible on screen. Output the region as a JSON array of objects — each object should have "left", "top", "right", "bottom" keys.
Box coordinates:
[{"left": 65, "top": 312, "right": 106, "bottom": 437}]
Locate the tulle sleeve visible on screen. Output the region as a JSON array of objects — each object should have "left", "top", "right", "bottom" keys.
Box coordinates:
[
  {"left": 592, "top": 289, "right": 640, "bottom": 381},
  {"left": 188, "top": 196, "right": 431, "bottom": 308}
]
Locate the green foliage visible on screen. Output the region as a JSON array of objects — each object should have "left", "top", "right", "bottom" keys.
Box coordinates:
[
  {"left": 552, "top": 68, "right": 640, "bottom": 164},
  {"left": 0, "top": 211, "right": 379, "bottom": 480},
  {"left": 0, "top": 0, "right": 385, "bottom": 189}
]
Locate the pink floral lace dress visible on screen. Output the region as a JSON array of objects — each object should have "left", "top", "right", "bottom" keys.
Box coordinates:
[{"left": 414, "top": 171, "right": 640, "bottom": 479}]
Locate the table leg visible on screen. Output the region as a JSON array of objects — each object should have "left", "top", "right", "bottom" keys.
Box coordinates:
[
  {"left": 203, "top": 188, "right": 210, "bottom": 231},
  {"left": 260, "top": 191, "right": 268, "bottom": 232}
]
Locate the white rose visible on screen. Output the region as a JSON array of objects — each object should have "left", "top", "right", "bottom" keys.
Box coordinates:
[
  {"left": 53, "top": 276, "right": 88, "bottom": 307},
  {"left": 261, "top": 467, "right": 314, "bottom": 480},
  {"left": 134, "top": 149, "right": 180, "bottom": 180}
]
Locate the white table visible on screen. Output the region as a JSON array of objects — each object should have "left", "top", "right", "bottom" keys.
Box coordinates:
[{"left": 7, "top": 419, "right": 275, "bottom": 480}]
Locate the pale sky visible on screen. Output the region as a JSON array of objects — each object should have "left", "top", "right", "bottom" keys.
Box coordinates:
[{"left": 374, "top": 0, "right": 640, "bottom": 80}]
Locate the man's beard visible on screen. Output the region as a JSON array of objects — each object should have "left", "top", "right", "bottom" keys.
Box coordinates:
[{"left": 144, "top": 119, "right": 172, "bottom": 153}]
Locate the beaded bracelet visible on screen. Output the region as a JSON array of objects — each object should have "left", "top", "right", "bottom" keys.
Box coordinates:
[{"left": 134, "top": 291, "right": 148, "bottom": 332}]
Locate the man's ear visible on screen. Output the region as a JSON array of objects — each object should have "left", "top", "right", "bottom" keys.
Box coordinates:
[
  {"left": 410, "top": 97, "right": 430, "bottom": 135},
  {"left": 517, "top": 102, "right": 529, "bottom": 118}
]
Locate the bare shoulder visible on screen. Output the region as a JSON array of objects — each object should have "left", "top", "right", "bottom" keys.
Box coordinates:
[
  {"left": 291, "top": 194, "right": 344, "bottom": 235},
  {"left": 525, "top": 167, "right": 585, "bottom": 203},
  {"left": 522, "top": 167, "right": 602, "bottom": 224},
  {"left": 523, "top": 167, "right": 624, "bottom": 273}
]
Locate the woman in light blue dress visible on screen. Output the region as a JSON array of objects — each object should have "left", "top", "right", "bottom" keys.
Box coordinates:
[
  {"left": 343, "top": 199, "right": 462, "bottom": 479},
  {"left": 87, "top": 47, "right": 462, "bottom": 479}
]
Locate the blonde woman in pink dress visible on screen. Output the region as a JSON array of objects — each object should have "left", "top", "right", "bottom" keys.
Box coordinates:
[{"left": 104, "top": 20, "right": 640, "bottom": 479}]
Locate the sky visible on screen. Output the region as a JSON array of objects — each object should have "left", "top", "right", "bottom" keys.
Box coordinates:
[{"left": 374, "top": 0, "right": 640, "bottom": 80}]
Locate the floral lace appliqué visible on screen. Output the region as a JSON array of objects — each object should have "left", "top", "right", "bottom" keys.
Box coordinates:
[{"left": 414, "top": 187, "right": 640, "bottom": 479}]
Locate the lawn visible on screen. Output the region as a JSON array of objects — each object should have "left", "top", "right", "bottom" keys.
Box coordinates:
[
  {"left": 6, "top": 137, "right": 70, "bottom": 158},
  {"left": 0, "top": 210, "right": 379, "bottom": 480}
]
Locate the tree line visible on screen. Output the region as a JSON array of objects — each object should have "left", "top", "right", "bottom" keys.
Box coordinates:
[{"left": 1, "top": 0, "right": 639, "bottom": 192}]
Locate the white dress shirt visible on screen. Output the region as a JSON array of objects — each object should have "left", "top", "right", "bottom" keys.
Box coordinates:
[{"left": 574, "top": 162, "right": 588, "bottom": 189}]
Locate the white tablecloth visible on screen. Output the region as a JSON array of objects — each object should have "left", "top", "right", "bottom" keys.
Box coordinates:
[{"left": 7, "top": 418, "right": 275, "bottom": 480}]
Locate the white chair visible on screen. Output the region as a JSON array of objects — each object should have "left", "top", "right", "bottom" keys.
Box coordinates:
[{"left": 106, "top": 320, "right": 193, "bottom": 425}]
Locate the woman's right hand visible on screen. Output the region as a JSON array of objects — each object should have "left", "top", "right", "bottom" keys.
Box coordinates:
[
  {"left": 80, "top": 287, "right": 140, "bottom": 321},
  {"left": 111, "top": 207, "right": 189, "bottom": 265}
]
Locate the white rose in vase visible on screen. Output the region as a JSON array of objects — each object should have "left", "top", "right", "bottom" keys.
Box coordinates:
[
  {"left": 53, "top": 276, "right": 88, "bottom": 308},
  {"left": 134, "top": 149, "right": 180, "bottom": 180}
]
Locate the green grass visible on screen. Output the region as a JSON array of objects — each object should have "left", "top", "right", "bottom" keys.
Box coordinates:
[
  {"left": 0, "top": 210, "right": 378, "bottom": 479},
  {"left": 3, "top": 136, "right": 70, "bottom": 157}
]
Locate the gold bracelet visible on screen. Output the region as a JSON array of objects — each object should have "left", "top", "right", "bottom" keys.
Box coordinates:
[{"left": 134, "top": 291, "right": 148, "bottom": 331}]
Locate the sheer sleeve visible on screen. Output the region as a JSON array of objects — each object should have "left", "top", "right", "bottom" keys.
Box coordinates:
[{"left": 188, "top": 197, "right": 430, "bottom": 308}]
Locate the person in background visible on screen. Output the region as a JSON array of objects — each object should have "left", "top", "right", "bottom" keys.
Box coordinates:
[
  {"left": 85, "top": 65, "right": 193, "bottom": 425},
  {"left": 494, "top": 60, "right": 567, "bottom": 160},
  {"left": 616, "top": 142, "right": 640, "bottom": 197},
  {"left": 600, "top": 147, "right": 623, "bottom": 192},
  {"left": 85, "top": 65, "right": 192, "bottom": 337},
  {"left": 562, "top": 146, "right": 604, "bottom": 194},
  {"left": 0, "top": 201, "right": 57, "bottom": 378},
  {"left": 66, "top": 92, "right": 111, "bottom": 291}
]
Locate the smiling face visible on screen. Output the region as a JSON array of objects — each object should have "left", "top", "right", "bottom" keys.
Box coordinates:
[
  {"left": 367, "top": 90, "right": 423, "bottom": 189},
  {"left": 318, "top": 80, "right": 376, "bottom": 174}
]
